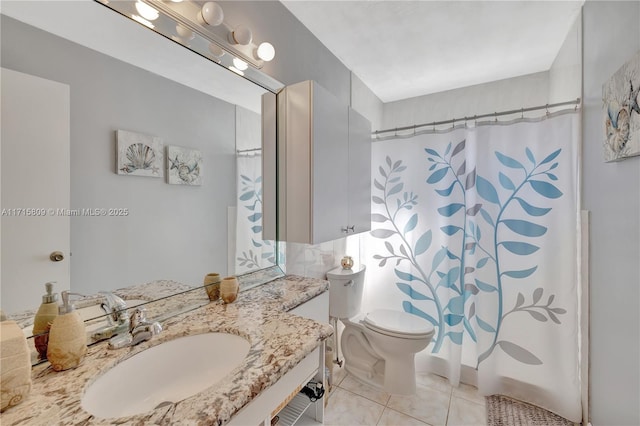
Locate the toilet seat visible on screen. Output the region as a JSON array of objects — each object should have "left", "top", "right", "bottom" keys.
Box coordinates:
[{"left": 363, "top": 309, "right": 434, "bottom": 339}]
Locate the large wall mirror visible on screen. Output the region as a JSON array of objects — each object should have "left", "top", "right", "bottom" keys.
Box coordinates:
[{"left": 0, "top": 1, "right": 283, "bottom": 327}]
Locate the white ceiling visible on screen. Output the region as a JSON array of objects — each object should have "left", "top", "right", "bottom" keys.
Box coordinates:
[
  {"left": 2, "top": 1, "right": 583, "bottom": 107},
  {"left": 281, "top": 1, "right": 584, "bottom": 103}
]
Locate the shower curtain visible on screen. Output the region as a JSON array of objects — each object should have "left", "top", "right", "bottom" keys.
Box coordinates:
[
  {"left": 363, "top": 112, "right": 581, "bottom": 421},
  {"left": 235, "top": 153, "right": 276, "bottom": 274}
]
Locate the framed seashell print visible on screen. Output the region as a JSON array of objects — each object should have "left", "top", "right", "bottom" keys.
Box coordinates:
[
  {"left": 602, "top": 51, "right": 640, "bottom": 162},
  {"left": 116, "top": 130, "right": 163, "bottom": 177},
  {"left": 166, "top": 145, "right": 202, "bottom": 185}
]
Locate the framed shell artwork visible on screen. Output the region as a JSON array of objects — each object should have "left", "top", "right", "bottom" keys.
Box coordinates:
[
  {"left": 602, "top": 51, "right": 640, "bottom": 162},
  {"left": 166, "top": 145, "right": 202, "bottom": 185},
  {"left": 116, "top": 130, "right": 163, "bottom": 177}
]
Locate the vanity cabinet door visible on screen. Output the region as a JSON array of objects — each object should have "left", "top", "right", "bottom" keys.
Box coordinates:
[
  {"left": 273, "top": 80, "right": 349, "bottom": 244},
  {"left": 347, "top": 107, "right": 372, "bottom": 236},
  {"left": 266, "top": 80, "right": 371, "bottom": 245}
]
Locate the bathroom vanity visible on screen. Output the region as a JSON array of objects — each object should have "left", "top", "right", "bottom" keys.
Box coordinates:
[{"left": 1, "top": 276, "right": 332, "bottom": 425}]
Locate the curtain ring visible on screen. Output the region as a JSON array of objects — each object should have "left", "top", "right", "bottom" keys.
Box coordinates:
[
  {"left": 432, "top": 122, "right": 436, "bottom": 132},
  {"left": 546, "top": 104, "right": 550, "bottom": 116},
  {"left": 521, "top": 108, "right": 524, "bottom": 119},
  {"left": 494, "top": 112, "right": 498, "bottom": 122},
  {"left": 474, "top": 115, "right": 477, "bottom": 126}
]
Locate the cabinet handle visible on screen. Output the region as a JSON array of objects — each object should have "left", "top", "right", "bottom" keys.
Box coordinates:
[
  {"left": 344, "top": 280, "right": 354, "bottom": 287},
  {"left": 341, "top": 225, "right": 355, "bottom": 234}
]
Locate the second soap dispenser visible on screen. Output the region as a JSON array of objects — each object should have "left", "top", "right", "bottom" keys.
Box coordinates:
[
  {"left": 47, "top": 291, "right": 87, "bottom": 371},
  {"left": 32, "top": 282, "right": 59, "bottom": 360}
]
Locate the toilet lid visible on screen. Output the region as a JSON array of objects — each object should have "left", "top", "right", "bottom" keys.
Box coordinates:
[{"left": 364, "top": 309, "right": 434, "bottom": 338}]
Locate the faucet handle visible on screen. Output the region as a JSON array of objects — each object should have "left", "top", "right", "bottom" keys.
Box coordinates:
[{"left": 129, "top": 307, "right": 147, "bottom": 330}]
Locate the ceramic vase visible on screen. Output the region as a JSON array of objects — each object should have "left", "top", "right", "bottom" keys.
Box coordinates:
[
  {"left": 0, "top": 321, "right": 31, "bottom": 412},
  {"left": 220, "top": 276, "right": 239, "bottom": 304},
  {"left": 204, "top": 273, "right": 221, "bottom": 301},
  {"left": 341, "top": 255, "right": 354, "bottom": 269}
]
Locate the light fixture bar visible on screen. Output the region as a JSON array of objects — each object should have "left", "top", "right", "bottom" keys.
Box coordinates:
[{"left": 142, "top": 0, "right": 264, "bottom": 68}]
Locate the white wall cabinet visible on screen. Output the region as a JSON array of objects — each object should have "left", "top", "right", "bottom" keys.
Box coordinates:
[{"left": 266, "top": 80, "right": 371, "bottom": 245}]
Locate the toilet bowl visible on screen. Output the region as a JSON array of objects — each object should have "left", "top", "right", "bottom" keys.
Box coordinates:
[{"left": 327, "top": 265, "right": 434, "bottom": 394}]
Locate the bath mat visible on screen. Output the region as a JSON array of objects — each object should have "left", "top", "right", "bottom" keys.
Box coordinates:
[{"left": 486, "top": 395, "right": 577, "bottom": 426}]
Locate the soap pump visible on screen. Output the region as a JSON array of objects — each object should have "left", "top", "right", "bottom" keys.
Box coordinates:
[
  {"left": 32, "top": 282, "right": 59, "bottom": 360},
  {"left": 46, "top": 291, "right": 87, "bottom": 371}
]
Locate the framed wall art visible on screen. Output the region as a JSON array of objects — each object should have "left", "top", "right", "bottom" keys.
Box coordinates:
[
  {"left": 116, "top": 130, "right": 163, "bottom": 177},
  {"left": 166, "top": 145, "right": 202, "bottom": 185},
  {"left": 602, "top": 51, "right": 640, "bottom": 162}
]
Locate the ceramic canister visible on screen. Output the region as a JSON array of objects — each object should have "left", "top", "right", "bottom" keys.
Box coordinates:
[
  {"left": 204, "top": 273, "right": 221, "bottom": 301},
  {"left": 220, "top": 276, "right": 239, "bottom": 304},
  {"left": 341, "top": 256, "right": 354, "bottom": 269}
]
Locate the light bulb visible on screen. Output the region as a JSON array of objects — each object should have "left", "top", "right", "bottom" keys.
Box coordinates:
[
  {"left": 175, "top": 25, "right": 194, "bottom": 40},
  {"left": 135, "top": 1, "right": 159, "bottom": 21},
  {"left": 197, "top": 2, "right": 224, "bottom": 26},
  {"left": 229, "top": 66, "right": 244, "bottom": 76},
  {"left": 208, "top": 43, "right": 224, "bottom": 58},
  {"left": 256, "top": 42, "right": 275, "bottom": 61},
  {"left": 232, "top": 58, "right": 248, "bottom": 71},
  {"left": 131, "top": 14, "right": 154, "bottom": 29},
  {"left": 229, "top": 25, "right": 252, "bottom": 45}
]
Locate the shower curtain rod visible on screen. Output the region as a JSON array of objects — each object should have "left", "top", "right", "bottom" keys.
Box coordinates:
[
  {"left": 372, "top": 97, "right": 581, "bottom": 137},
  {"left": 236, "top": 147, "right": 262, "bottom": 154}
]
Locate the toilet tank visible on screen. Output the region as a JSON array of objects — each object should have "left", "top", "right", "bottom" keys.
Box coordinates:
[{"left": 327, "top": 264, "right": 366, "bottom": 319}]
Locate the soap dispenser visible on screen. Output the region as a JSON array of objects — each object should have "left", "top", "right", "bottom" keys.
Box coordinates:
[
  {"left": 47, "top": 291, "right": 87, "bottom": 371},
  {"left": 32, "top": 282, "right": 59, "bottom": 360}
]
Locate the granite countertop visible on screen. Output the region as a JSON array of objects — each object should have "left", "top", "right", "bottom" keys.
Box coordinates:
[{"left": 1, "top": 275, "right": 332, "bottom": 425}]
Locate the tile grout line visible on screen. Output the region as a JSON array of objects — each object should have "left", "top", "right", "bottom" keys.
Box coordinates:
[{"left": 444, "top": 384, "right": 454, "bottom": 426}]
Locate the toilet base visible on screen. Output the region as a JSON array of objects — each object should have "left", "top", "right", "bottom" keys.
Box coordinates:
[
  {"left": 341, "top": 331, "right": 419, "bottom": 395},
  {"left": 344, "top": 359, "right": 385, "bottom": 389},
  {"left": 339, "top": 314, "right": 431, "bottom": 395},
  {"left": 344, "top": 354, "right": 417, "bottom": 395},
  {"left": 382, "top": 353, "right": 417, "bottom": 394}
]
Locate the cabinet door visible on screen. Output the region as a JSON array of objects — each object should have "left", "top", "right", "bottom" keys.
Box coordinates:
[
  {"left": 347, "top": 108, "right": 372, "bottom": 235},
  {"left": 311, "top": 82, "right": 349, "bottom": 244}
]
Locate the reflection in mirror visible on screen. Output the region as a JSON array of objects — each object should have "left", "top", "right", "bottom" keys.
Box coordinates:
[{"left": 0, "top": 0, "right": 283, "bottom": 355}]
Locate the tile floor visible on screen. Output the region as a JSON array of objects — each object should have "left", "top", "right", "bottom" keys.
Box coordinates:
[{"left": 323, "top": 365, "right": 487, "bottom": 426}]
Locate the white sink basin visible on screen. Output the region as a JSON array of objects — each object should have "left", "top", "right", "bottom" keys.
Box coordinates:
[{"left": 81, "top": 333, "right": 250, "bottom": 419}]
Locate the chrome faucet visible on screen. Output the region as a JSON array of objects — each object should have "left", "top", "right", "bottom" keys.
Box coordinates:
[
  {"left": 90, "top": 292, "right": 131, "bottom": 342},
  {"left": 107, "top": 307, "right": 162, "bottom": 349},
  {"left": 99, "top": 291, "right": 129, "bottom": 325}
]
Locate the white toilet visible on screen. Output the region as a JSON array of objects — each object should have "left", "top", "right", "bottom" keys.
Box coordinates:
[{"left": 327, "top": 264, "right": 434, "bottom": 395}]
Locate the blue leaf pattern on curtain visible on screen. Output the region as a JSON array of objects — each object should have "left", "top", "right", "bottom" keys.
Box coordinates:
[
  {"left": 236, "top": 160, "right": 276, "bottom": 273},
  {"left": 371, "top": 142, "right": 567, "bottom": 366}
]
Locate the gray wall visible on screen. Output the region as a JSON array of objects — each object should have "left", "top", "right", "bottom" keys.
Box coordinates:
[
  {"left": 382, "top": 71, "right": 551, "bottom": 130},
  {"left": 1, "top": 16, "right": 239, "bottom": 295},
  {"left": 583, "top": 2, "right": 640, "bottom": 425},
  {"left": 549, "top": 15, "right": 582, "bottom": 104}
]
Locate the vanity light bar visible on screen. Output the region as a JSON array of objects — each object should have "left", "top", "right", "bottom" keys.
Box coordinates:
[{"left": 140, "top": 0, "right": 268, "bottom": 69}]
